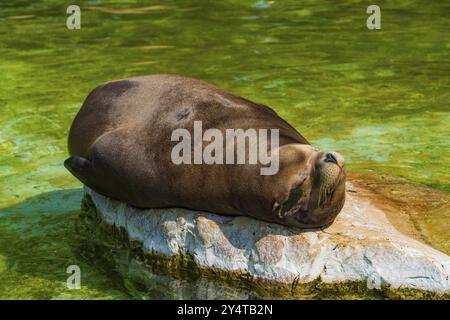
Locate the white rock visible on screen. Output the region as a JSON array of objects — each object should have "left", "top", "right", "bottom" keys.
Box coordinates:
[{"left": 84, "top": 186, "right": 450, "bottom": 294}]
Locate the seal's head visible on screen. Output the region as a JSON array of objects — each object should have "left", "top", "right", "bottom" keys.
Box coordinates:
[{"left": 276, "top": 145, "right": 346, "bottom": 229}]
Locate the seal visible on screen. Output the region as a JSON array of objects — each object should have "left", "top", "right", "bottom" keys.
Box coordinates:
[{"left": 65, "top": 74, "right": 346, "bottom": 228}]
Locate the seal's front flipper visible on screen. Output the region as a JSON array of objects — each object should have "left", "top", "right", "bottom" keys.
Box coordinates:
[{"left": 64, "top": 156, "right": 93, "bottom": 186}]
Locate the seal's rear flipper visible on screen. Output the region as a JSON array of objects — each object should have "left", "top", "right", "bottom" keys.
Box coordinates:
[{"left": 64, "top": 156, "right": 93, "bottom": 186}]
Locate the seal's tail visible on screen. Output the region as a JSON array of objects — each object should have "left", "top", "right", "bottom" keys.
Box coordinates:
[{"left": 64, "top": 156, "right": 94, "bottom": 186}]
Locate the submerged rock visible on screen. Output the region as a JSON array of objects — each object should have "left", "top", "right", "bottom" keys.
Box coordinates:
[{"left": 83, "top": 185, "right": 450, "bottom": 296}]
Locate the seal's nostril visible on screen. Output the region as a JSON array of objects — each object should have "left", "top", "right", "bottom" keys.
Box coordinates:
[{"left": 325, "top": 153, "right": 337, "bottom": 164}]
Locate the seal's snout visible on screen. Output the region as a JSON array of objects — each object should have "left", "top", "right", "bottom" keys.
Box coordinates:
[
  {"left": 283, "top": 149, "right": 347, "bottom": 229},
  {"left": 323, "top": 151, "right": 345, "bottom": 168},
  {"left": 278, "top": 148, "right": 347, "bottom": 229},
  {"left": 325, "top": 153, "right": 337, "bottom": 164}
]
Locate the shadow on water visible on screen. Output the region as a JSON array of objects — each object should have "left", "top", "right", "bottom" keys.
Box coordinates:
[
  {"left": 0, "top": 188, "right": 127, "bottom": 299},
  {"left": 0, "top": 189, "right": 255, "bottom": 299}
]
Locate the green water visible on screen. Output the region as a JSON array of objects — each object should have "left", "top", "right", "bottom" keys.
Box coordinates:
[{"left": 0, "top": 0, "right": 448, "bottom": 299}]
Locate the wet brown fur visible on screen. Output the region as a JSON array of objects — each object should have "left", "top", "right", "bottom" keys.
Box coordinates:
[{"left": 66, "top": 74, "right": 346, "bottom": 228}]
